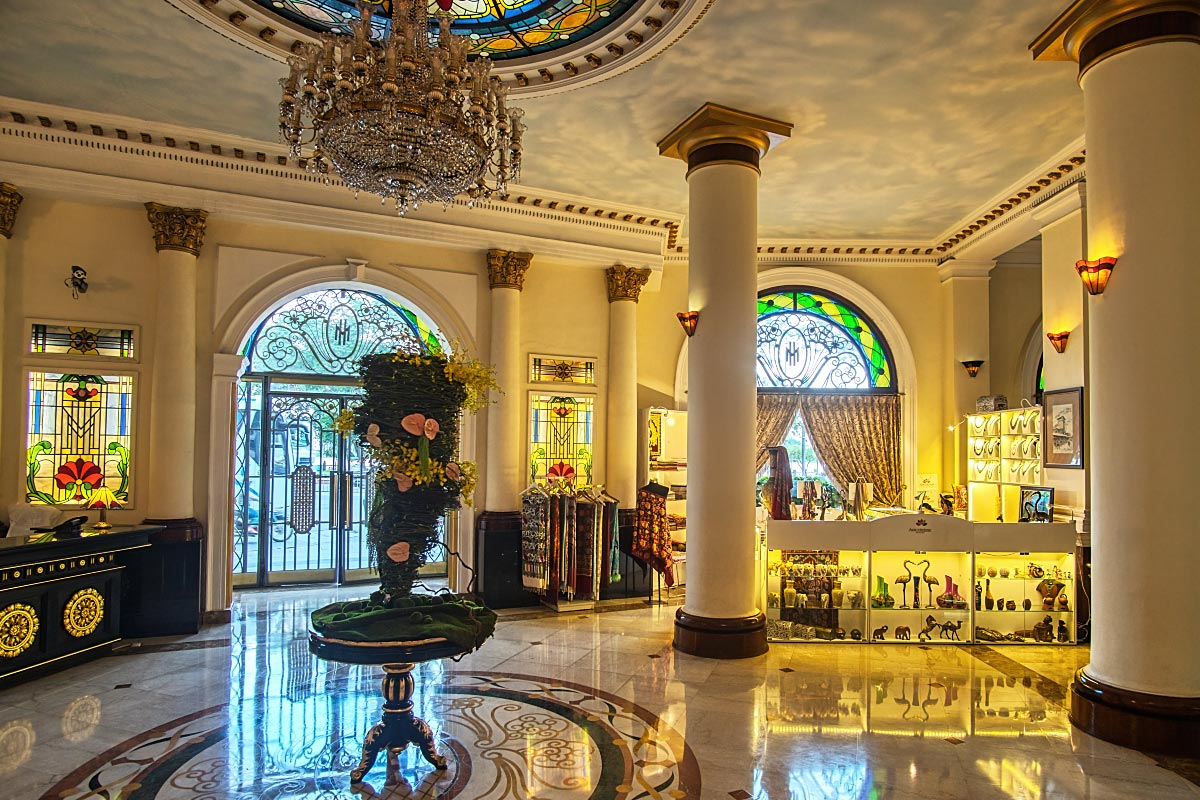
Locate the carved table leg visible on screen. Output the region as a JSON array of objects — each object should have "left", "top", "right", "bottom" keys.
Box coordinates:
[{"left": 351, "top": 663, "right": 448, "bottom": 784}]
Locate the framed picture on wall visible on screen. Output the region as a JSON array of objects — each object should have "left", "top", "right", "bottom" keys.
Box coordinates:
[
  {"left": 1043, "top": 387, "right": 1083, "bottom": 469},
  {"left": 1019, "top": 486, "right": 1055, "bottom": 523}
]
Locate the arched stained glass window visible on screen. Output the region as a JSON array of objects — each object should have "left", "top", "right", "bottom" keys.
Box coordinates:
[
  {"left": 244, "top": 288, "right": 442, "bottom": 376},
  {"left": 756, "top": 288, "right": 895, "bottom": 391}
]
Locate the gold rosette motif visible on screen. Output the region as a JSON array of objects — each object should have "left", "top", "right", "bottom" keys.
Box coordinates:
[
  {"left": 0, "top": 603, "right": 39, "bottom": 658},
  {"left": 63, "top": 588, "right": 104, "bottom": 639}
]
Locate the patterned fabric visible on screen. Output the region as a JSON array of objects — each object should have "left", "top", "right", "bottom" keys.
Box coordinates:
[
  {"left": 796, "top": 394, "right": 903, "bottom": 504},
  {"left": 766, "top": 445, "right": 793, "bottom": 520},
  {"left": 756, "top": 392, "right": 803, "bottom": 471},
  {"left": 521, "top": 493, "right": 550, "bottom": 590},
  {"left": 603, "top": 500, "right": 621, "bottom": 584},
  {"left": 576, "top": 498, "right": 597, "bottom": 592},
  {"left": 633, "top": 488, "right": 674, "bottom": 587}
]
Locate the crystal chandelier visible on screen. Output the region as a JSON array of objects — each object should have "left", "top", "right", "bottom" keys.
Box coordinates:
[{"left": 279, "top": 0, "right": 525, "bottom": 215}]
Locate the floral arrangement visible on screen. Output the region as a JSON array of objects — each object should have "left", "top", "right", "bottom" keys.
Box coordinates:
[{"left": 311, "top": 346, "right": 499, "bottom": 656}]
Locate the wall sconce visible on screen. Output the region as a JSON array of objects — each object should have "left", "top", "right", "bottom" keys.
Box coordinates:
[
  {"left": 961, "top": 360, "right": 985, "bottom": 378},
  {"left": 1076, "top": 256, "right": 1117, "bottom": 295},
  {"left": 1046, "top": 331, "right": 1070, "bottom": 353},
  {"left": 676, "top": 311, "right": 699, "bottom": 337}
]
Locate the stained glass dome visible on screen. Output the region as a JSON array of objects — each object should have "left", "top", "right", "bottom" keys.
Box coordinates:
[{"left": 254, "top": 0, "right": 642, "bottom": 59}]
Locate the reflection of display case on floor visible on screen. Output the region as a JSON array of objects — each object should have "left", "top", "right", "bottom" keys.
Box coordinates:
[
  {"left": 766, "top": 524, "right": 869, "bottom": 642},
  {"left": 974, "top": 525, "right": 1075, "bottom": 645},
  {"left": 869, "top": 514, "right": 973, "bottom": 645},
  {"left": 766, "top": 516, "right": 1078, "bottom": 646}
]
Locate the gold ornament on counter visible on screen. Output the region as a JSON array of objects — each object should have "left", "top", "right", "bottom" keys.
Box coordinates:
[
  {"left": 63, "top": 588, "right": 104, "bottom": 638},
  {"left": 0, "top": 603, "right": 39, "bottom": 658}
]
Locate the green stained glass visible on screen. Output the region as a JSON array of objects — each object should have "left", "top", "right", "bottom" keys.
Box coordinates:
[{"left": 756, "top": 288, "right": 894, "bottom": 390}]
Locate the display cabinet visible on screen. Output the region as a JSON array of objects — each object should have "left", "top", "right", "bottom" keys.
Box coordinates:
[
  {"left": 973, "top": 524, "right": 1075, "bottom": 645},
  {"left": 868, "top": 514, "right": 974, "bottom": 644},
  {"left": 765, "top": 523, "right": 869, "bottom": 642},
  {"left": 765, "top": 517, "right": 1078, "bottom": 646},
  {"left": 968, "top": 408, "right": 1045, "bottom": 523}
]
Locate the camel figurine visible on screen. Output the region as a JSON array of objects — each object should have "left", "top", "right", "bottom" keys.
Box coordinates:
[{"left": 939, "top": 619, "right": 964, "bottom": 640}]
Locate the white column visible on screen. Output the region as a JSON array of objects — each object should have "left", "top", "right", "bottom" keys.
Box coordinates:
[
  {"left": 143, "top": 203, "right": 207, "bottom": 523},
  {"left": 482, "top": 249, "right": 531, "bottom": 513},
  {"left": 1083, "top": 42, "right": 1200, "bottom": 697},
  {"left": 0, "top": 183, "right": 22, "bottom": 472},
  {"left": 1033, "top": 1, "right": 1200, "bottom": 754},
  {"left": 659, "top": 104, "right": 791, "bottom": 658},
  {"left": 204, "top": 352, "right": 247, "bottom": 618},
  {"left": 605, "top": 265, "right": 650, "bottom": 505}
]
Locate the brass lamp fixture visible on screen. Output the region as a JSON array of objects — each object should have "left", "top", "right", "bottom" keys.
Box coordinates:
[
  {"left": 1076, "top": 256, "right": 1117, "bottom": 295},
  {"left": 677, "top": 311, "right": 699, "bottom": 337},
  {"left": 1046, "top": 331, "right": 1070, "bottom": 353},
  {"left": 961, "top": 360, "right": 985, "bottom": 378},
  {"left": 85, "top": 486, "right": 121, "bottom": 529}
]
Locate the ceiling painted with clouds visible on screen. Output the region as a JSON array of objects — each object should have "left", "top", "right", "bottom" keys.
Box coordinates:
[{"left": 0, "top": 0, "right": 1083, "bottom": 240}]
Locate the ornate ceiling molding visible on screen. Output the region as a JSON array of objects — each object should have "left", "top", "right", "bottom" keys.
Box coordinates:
[
  {"left": 0, "top": 97, "right": 679, "bottom": 268},
  {"left": 160, "top": 0, "right": 716, "bottom": 96}
]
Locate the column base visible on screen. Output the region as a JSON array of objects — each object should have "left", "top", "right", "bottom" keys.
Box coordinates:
[
  {"left": 673, "top": 609, "right": 767, "bottom": 659},
  {"left": 1071, "top": 668, "right": 1200, "bottom": 757}
]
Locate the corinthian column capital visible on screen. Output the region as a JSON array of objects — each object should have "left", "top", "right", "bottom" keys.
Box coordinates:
[
  {"left": 0, "top": 183, "right": 24, "bottom": 240},
  {"left": 606, "top": 264, "right": 651, "bottom": 302},
  {"left": 486, "top": 249, "right": 533, "bottom": 290},
  {"left": 145, "top": 202, "right": 209, "bottom": 256}
]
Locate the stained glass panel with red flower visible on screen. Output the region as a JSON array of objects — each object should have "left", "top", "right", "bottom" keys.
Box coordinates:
[
  {"left": 26, "top": 372, "right": 134, "bottom": 506},
  {"left": 529, "top": 393, "right": 593, "bottom": 484}
]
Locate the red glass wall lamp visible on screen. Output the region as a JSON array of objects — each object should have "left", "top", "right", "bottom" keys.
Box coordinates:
[
  {"left": 677, "top": 311, "right": 699, "bottom": 337},
  {"left": 1047, "top": 331, "right": 1070, "bottom": 353},
  {"left": 1076, "top": 256, "right": 1117, "bottom": 295}
]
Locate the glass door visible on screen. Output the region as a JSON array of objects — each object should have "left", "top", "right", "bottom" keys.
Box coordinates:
[{"left": 232, "top": 377, "right": 446, "bottom": 587}]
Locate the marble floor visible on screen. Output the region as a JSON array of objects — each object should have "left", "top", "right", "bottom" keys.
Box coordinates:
[{"left": 1, "top": 587, "right": 1197, "bottom": 800}]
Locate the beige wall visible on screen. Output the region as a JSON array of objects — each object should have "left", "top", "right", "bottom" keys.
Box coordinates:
[
  {"left": 988, "top": 264, "right": 1043, "bottom": 404},
  {"left": 636, "top": 259, "right": 688, "bottom": 410}
]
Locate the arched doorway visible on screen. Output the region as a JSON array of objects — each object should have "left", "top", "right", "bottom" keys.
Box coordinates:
[{"left": 231, "top": 287, "right": 444, "bottom": 587}]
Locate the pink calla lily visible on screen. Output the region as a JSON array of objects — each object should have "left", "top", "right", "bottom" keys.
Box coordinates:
[
  {"left": 392, "top": 470, "right": 413, "bottom": 492},
  {"left": 445, "top": 462, "right": 461, "bottom": 481},
  {"left": 401, "top": 413, "right": 440, "bottom": 440},
  {"left": 364, "top": 423, "right": 382, "bottom": 448}
]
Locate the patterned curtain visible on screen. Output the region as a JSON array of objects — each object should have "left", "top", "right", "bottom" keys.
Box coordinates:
[
  {"left": 755, "top": 393, "right": 803, "bottom": 472},
  {"left": 796, "top": 394, "right": 903, "bottom": 505}
]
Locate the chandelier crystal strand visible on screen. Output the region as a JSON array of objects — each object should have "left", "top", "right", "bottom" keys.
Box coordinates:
[{"left": 279, "top": 0, "right": 524, "bottom": 215}]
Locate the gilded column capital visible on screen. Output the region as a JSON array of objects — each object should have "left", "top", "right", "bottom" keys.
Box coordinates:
[
  {"left": 1031, "top": 0, "right": 1200, "bottom": 77},
  {"left": 606, "top": 264, "right": 652, "bottom": 303},
  {"left": 0, "top": 183, "right": 24, "bottom": 240},
  {"left": 144, "top": 202, "right": 209, "bottom": 256},
  {"left": 487, "top": 249, "right": 533, "bottom": 290}
]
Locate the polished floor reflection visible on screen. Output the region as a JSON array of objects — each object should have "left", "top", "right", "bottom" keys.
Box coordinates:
[{"left": 0, "top": 586, "right": 1196, "bottom": 799}]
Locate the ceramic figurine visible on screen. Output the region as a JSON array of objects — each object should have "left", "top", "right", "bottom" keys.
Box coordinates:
[
  {"left": 767, "top": 592, "right": 780, "bottom": 609},
  {"left": 1057, "top": 620, "right": 1069, "bottom": 643},
  {"left": 872, "top": 625, "right": 888, "bottom": 641},
  {"left": 895, "top": 625, "right": 911, "bottom": 640},
  {"left": 917, "top": 615, "right": 940, "bottom": 642},
  {"left": 1037, "top": 579, "right": 1066, "bottom": 610},
  {"left": 999, "top": 567, "right": 1010, "bottom": 578},
  {"left": 850, "top": 628, "right": 863, "bottom": 641},
  {"left": 1032, "top": 615, "right": 1054, "bottom": 643},
  {"left": 975, "top": 581, "right": 983, "bottom": 610},
  {"left": 1005, "top": 600, "right": 1016, "bottom": 611},
  {"left": 1057, "top": 593, "right": 1070, "bottom": 611},
  {"left": 847, "top": 590, "right": 864, "bottom": 609},
  {"left": 820, "top": 592, "right": 830, "bottom": 609},
  {"left": 987, "top": 566, "right": 997, "bottom": 578}
]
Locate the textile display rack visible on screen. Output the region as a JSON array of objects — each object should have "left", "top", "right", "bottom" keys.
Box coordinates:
[
  {"left": 520, "top": 483, "right": 622, "bottom": 613},
  {"left": 634, "top": 480, "right": 678, "bottom": 606}
]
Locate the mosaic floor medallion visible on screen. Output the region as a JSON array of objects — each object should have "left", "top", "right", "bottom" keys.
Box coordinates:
[{"left": 40, "top": 671, "right": 700, "bottom": 799}]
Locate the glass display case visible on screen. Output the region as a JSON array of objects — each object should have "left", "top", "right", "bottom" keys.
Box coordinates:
[
  {"left": 868, "top": 514, "right": 974, "bottom": 644},
  {"left": 973, "top": 525, "right": 1075, "bottom": 645},
  {"left": 765, "top": 523, "right": 869, "bottom": 642},
  {"left": 765, "top": 517, "right": 1078, "bottom": 646},
  {"left": 968, "top": 408, "right": 1045, "bottom": 522}
]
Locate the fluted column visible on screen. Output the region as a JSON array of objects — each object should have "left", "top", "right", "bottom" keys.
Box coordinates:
[
  {"left": 143, "top": 202, "right": 207, "bottom": 528},
  {"left": 659, "top": 104, "right": 791, "bottom": 658},
  {"left": 1034, "top": 0, "right": 1200, "bottom": 756},
  {"left": 0, "top": 183, "right": 23, "bottom": 456},
  {"left": 483, "top": 249, "right": 532, "bottom": 512},
  {"left": 605, "top": 265, "right": 650, "bottom": 505}
]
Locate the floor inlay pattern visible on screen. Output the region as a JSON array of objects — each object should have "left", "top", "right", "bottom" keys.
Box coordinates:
[{"left": 36, "top": 670, "right": 698, "bottom": 800}]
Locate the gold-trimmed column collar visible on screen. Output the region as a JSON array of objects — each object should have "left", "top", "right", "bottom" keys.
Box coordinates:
[
  {"left": 657, "top": 102, "right": 793, "bottom": 167},
  {"left": 606, "top": 264, "right": 652, "bottom": 303},
  {"left": 144, "top": 202, "right": 209, "bottom": 256},
  {"left": 1031, "top": 0, "right": 1200, "bottom": 77},
  {"left": 486, "top": 249, "right": 533, "bottom": 290},
  {"left": 0, "top": 183, "right": 24, "bottom": 240}
]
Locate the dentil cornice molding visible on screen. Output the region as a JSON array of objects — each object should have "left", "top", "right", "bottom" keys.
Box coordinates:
[
  {"left": 0, "top": 97, "right": 678, "bottom": 271},
  {"left": 159, "top": 0, "right": 717, "bottom": 97},
  {"left": 605, "top": 264, "right": 652, "bottom": 302}
]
